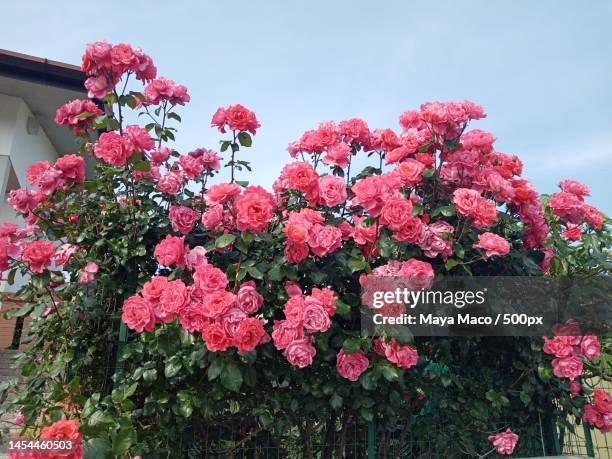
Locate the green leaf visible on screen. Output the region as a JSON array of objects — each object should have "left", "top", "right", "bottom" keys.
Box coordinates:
[
  {"left": 343, "top": 338, "right": 361, "bottom": 354},
  {"left": 88, "top": 410, "right": 114, "bottom": 427},
  {"left": 207, "top": 358, "right": 225, "bottom": 381},
  {"left": 247, "top": 266, "right": 264, "bottom": 280},
  {"left": 142, "top": 369, "right": 157, "bottom": 382},
  {"left": 215, "top": 234, "right": 236, "bottom": 248},
  {"left": 445, "top": 258, "right": 461, "bottom": 271},
  {"left": 83, "top": 437, "right": 111, "bottom": 459},
  {"left": 221, "top": 361, "right": 243, "bottom": 392},
  {"left": 330, "top": 393, "right": 343, "bottom": 410},
  {"left": 167, "top": 112, "right": 182, "bottom": 122},
  {"left": 164, "top": 356, "right": 182, "bottom": 378},
  {"left": 235, "top": 180, "right": 249, "bottom": 187},
  {"left": 112, "top": 427, "right": 136, "bottom": 456},
  {"left": 237, "top": 131, "right": 252, "bottom": 147},
  {"left": 335, "top": 300, "right": 351, "bottom": 316}
]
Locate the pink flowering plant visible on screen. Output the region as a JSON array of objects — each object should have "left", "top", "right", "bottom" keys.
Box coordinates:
[{"left": 0, "top": 41, "right": 610, "bottom": 458}]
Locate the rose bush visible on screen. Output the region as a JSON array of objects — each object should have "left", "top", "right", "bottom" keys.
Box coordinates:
[{"left": 0, "top": 40, "right": 610, "bottom": 458}]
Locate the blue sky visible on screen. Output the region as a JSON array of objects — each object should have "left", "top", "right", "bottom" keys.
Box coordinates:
[{"left": 2, "top": 1, "right": 611, "bottom": 214}]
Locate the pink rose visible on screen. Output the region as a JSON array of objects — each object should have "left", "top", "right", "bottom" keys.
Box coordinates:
[
  {"left": 193, "top": 264, "right": 228, "bottom": 294},
  {"left": 284, "top": 337, "right": 317, "bottom": 368},
  {"left": 211, "top": 104, "right": 260, "bottom": 134},
  {"left": 94, "top": 131, "right": 133, "bottom": 166},
  {"left": 78, "top": 261, "right": 99, "bottom": 284},
  {"left": 580, "top": 336, "right": 601, "bottom": 360},
  {"left": 302, "top": 297, "right": 331, "bottom": 333},
  {"left": 26, "top": 161, "right": 51, "bottom": 185},
  {"left": 280, "top": 162, "right": 319, "bottom": 201},
  {"left": 284, "top": 281, "right": 303, "bottom": 297},
  {"left": 398, "top": 259, "right": 434, "bottom": 291},
  {"left": 36, "top": 167, "right": 62, "bottom": 195},
  {"left": 185, "top": 246, "right": 208, "bottom": 270},
  {"left": 380, "top": 197, "right": 413, "bottom": 231},
  {"left": 202, "top": 290, "right": 235, "bottom": 318},
  {"left": 552, "top": 356, "right": 584, "bottom": 380},
  {"left": 453, "top": 188, "right": 481, "bottom": 216},
  {"left": 236, "top": 281, "right": 264, "bottom": 314},
  {"left": 220, "top": 307, "right": 247, "bottom": 337},
  {"left": 53, "top": 243, "right": 78, "bottom": 266},
  {"left": 156, "top": 279, "right": 189, "bottom": 322},
  {"left": 8, "top": 189, "right": 38, "bottom": 214},
  {"left": 548, "top": 192, "right": 583, "bottom": 224},
  {"left": 233, "top": 317, "right": 265, "bottom": 353},
  {"left": 154, "top": 235, "right": 185, "bottom": 267},
  {"left": 383, "top": 339, "right": 419, "bottom": 369},
  {"left": 336, "top": 349, "right": 369, "bottom": 381},
  {"left": 234, "top": 186, "right": 275, "bottom": 232},
  {"left": 141, "top": 276, "right": 168, "bottom": 304},
  {"left": 201, "top": 204, "right": 225, "bottom": 230},
  {"left": 40, "top": 419, "right": 82, "bottom": 458},
  {"left": 285, "top": 242, "right": 309, "bottom": 263},
  {"left": 559, "top": 179, "right": 590, "bottom": 200},
  {"left": 82, "top": 40, "right": 112, "bottom": 74},
  {"left": 542, "top": 336, "right": 574, "bottom": 358},
  {"left": 22, "top": 240, "right": 55, "bottom": 273},
  {"left": 124, "top": 124, "right": 154, "bottom": 152},
  {"left": 179, "top": 302, "right": 209, "bottom": 333},
  {"left": 339, "top": 118, "right": 370, "bottom": 144},
  {"left": 311, "top": 288, "right": 337, "bottom": 316},
  {"left": 473, "top": 232, "right": 510, "bottom": 257},
  {"left": 157, "top": 171, "right": 183, "bottom": 195},
  {"left": 318, "top": 175, "right": 347, "bottom": 207},
  {"left": 308, "top": 224, "right": 342, "bottom": 257},
  {"left": 202, "top": 322, "right": 230, "bottom": 352},
  {"left": 395, "top": 159, "right": 425, "bottom": 186},
  {"left": 85, "top": 74, "right": 114, "bottom": 99},
  {"left": 488, "top": 428, "right": 519, "bottom": 455},
  {"left": 207, "top": 182, "right": 241, "bottom": 204},
  {"left": 169, "top": 205, "right": 198, "bottom": 234},
  {"left": 150, "top": 146, "right": 172, "bottom": 165},
  {"left": 284, "top": 296, "right": 306, "bottom": 325},
  {"left": 122, "top": 294, "right": 155, "bottom": 332},
  {"left": 178, "top": 154, "right": 204, "bottom": 179},
  {"left": 569, "top": 380, "right": 581, "bottom": 397},
  {"left": 323, "top": 143, "right": 351, "bottom": 168},
  {"left": 55, "top": 154, "right": 86, "bottom": 182},
  {"left": 272, "top": 320, "right": 304, "bottom": 350},
  {"left": 582, "top": 204, "right": 604, "bottom": 229}
]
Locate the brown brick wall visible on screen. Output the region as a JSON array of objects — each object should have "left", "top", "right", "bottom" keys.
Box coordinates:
[{"left": 0, "top": 297, "right": 24, "bottom": 349}]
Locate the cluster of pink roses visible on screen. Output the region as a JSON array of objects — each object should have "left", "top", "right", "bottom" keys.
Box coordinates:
[
  {"left": 124, "top": 241, "right": 268, "bottom": 354},
  {"left": 82, "top": 41, "right": 157, "bottom": 99},
  {"left": 272, "top": 284, "right": 335, "bottom": 368},
  {"left": 542, "top": 321, "right": 601, "bottom": 383},
  {"left": 94, "top": 125, "right": 154, "bottom": 166},
  {"left": 549, "top": 179, "right": 605, "bottom": 239},
  {"left": 583, "top": 389, "right": 612, "bottom": 433},
  {"left": 54, "top": 99, "right": 102, "bottom": 134}
]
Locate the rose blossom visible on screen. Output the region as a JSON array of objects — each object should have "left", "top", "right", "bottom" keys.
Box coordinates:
[
  {"left": 380, "top": 197, "right": 413, "bottom": 231},
  {"left": 285, "top": 241, "right": 309, "bottom": 263},
  {"left": 211, "top": 104, "right": 260, "bottom": 134},
  {"left": 122, "top": 295, "right": 155, "bottom": 332},
  {"left": 193, "top": 264, "right": 228, "bottom": 294},
  {"left": 284, "top": 337, "right": 317, "bottom": 368},
  {"left": 154, "top": 235, "right": 185, "bottom": 267},
  {"left": 234, "top": 186, "right": 275, "bottom": 232},
  {"left": 236, "top": 281, "right": 264, "bottom": 314},
  {"left": 323, "top": 143, "right": 351, "bottom": 168},
  {"left": 156, "top": 279, "right": 189, "bottom": 322},
  {"left": 548, "top": 192, "right": 583, "bottom": 224},
  {"left": 272, "top": 320, "right": 304, "bottom": 350},
  {"left": 185, "top": 246, "right": 208, "bottom": 270},
  {"left": 542, "top": 336, "right": 574, "bottom": 358},
  {"left": 233, "top": 317, "right": 265, "bottom": 353},
  {"left": 54, "top": 243, "right": 78, "bottom": 266},
  {"left": 55, "top": 154, "right": 86, "bottom": 182},
  {"left": 559, "top": 179, "right": 590, "bottom": 200},
  {"left": 473, "top": 232, "right": 510, "bottom": 257},
  {"left": 156, "top": 171, "right": 183, "bottom": 195},
  {"left": 40, "top": 419, "right": 82, "bottom": 458},
  {"left": 302, "top": 297, "right": 331, "bottom": 333},
  {"left": 395, "top": 159, "right": 425, "bottom": 187},
  {"left": 22, "top": 240, "right": 55, "bottom": 273},
  {"left": 220, "top": 307, "right": 246, "bottom": 337},
  {"left": 311, "top": 288, "right": 337, "bottom": 316},
  {"left": 94, "top": 131, "right": 133, "bottom": 166},
  {"left": 78, "top": 261, "right": 99, "bottom": 284},
  {"left": 398, "top": 259, "right": 434, "bottom": 291},
  {"left": 580, "top": 335, "right": 601, "bottom": 360},
  {"left": 569, "top": 380, "right": 581, "bottom": 397},
  {"left": 336, "top": 349, "right": 369, "bottom": 381},
  {"left": 308, "top": 224, "right": 342, "bottom": 257},
  {"left": 202, "top": 290, "right": 235, "bottom": 318},
  {"left": 284, "top": 296, "right": 306, "bottom": 325},
  {"left": 141, "top": 276, "right": 168, "bottom": 304},
  {"left": 487, "top": 429, "right": 519, "bottom": 456},
  {"left": 169, "top": 205, "right": 199, "bottom": 234},
  {"left": 202, "top": 322, "right": 230, "bottom": 352},
  {"left": 178, "top": 154, "right": 204, "bottom": 179},
  {"left": 383, "top": 339, "right": 419, "bottom": 369},
  {"left": 124, "top": 125, "right": 154, "bottom": 152},
  {"left": 8, "top": 189, "right": 38, "bottom": 214},
  {"left": 582, "top": 204, "right": 604, "bottom": 229},
  {"left": 179, "top": 303, "right": 209, "bottom": 333},
  {"left": 552, "top": 356, "right": 584, "bottom": 380},
  {"left": 318, "top": 175, "right": 347, "bottom": 207}
]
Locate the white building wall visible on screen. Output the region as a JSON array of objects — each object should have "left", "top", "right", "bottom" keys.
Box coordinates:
[{"left": 0, "top": 94, "right": 59, "bottom": 293}]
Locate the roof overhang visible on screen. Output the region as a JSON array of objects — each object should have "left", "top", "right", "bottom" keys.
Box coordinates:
[{"left": 0, "top": 49, "right": 87, "bottom": 155}]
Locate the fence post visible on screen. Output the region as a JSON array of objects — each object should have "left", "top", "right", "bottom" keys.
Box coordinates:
[
  {"left": 583, "top": 422, "right": 595, "bottom": 457},
  {"left": 367, "top": 420, "right": 375, "bottom": 459}
]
